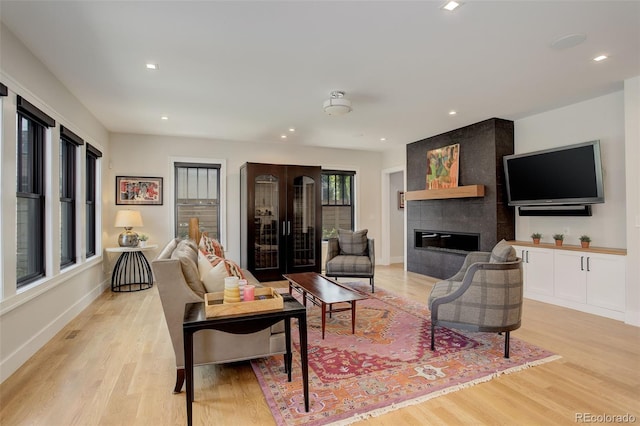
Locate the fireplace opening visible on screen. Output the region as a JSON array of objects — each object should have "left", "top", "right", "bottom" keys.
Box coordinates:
[{"left": 414, "top": 230, "right": 480, "bottom": 254}]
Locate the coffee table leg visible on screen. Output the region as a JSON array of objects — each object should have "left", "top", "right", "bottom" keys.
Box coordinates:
[
  {"left": 351, "top": 301, "right": 357, "bottom": 334},
  {"left": 321, "top": 302, "right": 327, "bottom": 339}
]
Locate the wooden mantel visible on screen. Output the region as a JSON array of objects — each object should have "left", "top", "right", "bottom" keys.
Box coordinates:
[{"left": 405, "top": 184, "right": 485, "bottom": 201}]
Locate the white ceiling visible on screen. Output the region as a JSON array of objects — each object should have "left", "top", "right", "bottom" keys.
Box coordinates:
[{"left": 1, "top": 1, "right": 639, "bottom": 151}]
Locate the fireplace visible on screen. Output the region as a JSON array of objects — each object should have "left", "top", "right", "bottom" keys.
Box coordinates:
[
  {"left": 415, "top": 230, "right": 480, "bottom": 254},
  {"left": 406, "top": 118, "right": 515, "bottom": 279}
]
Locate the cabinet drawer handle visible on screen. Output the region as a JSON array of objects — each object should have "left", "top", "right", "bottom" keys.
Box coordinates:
[
  {"left": 587, "top": 257, "right": 590, "bottom": 272},
  {"left": 581, "top": 256, "right": 584, "bottom": 271}
]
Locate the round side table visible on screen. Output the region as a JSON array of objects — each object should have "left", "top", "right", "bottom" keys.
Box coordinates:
[{"left": 106, "top": 245, "right": 158, "bottom": 292}]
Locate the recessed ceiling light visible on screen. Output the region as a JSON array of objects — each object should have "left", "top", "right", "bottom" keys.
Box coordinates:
[
  {"left": 161, "top": 115, "right": 168, "bottom": 120},
  {"left": 281, "top": 135, "right": 287, "bottom": 139},
  {"left": 593, "top": 55, "right": 608, "bottom": 62},
  {"left": 289, "top": 128, "right": 296, "bottom": 132},
  {"left": 442, "top": 1, "right": 461, "bottom": 11},
  {"left": 146, "top": 63, "right": 158, "bottom": 70},
  {"left": 449, "top": 110, "right": 457, "bottom": 115},
  {"left": 380, "top": 137, "right": 386, "bottom": 142}
]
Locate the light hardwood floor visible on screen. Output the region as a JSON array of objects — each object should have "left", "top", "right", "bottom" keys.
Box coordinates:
[{"left": 1, "top": 264, "right": 639, "bottom": 425}]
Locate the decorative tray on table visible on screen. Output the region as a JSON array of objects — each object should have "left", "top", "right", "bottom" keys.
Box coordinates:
[{"left": 204, "top": 287, "right": 283, "bottom": 318}]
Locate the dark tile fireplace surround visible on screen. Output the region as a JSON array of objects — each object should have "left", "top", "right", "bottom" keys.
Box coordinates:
[{"left": 406, "top": 118, "right": 516, "bottom": 279}]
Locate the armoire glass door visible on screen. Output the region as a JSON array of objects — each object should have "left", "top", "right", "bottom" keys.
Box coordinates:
[
  {"left": 254, "top": 174, "right": 280, "bottom": 271},
  {"left": 291, "top": 175, "right": 316, "bottom": 268}
]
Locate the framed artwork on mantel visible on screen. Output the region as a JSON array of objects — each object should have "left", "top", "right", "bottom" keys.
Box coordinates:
[
  {"left": 426, "top": 143, "right": 460, "bottom": 189},
  {"left": 116, "top": 176, "right": 163, "bottom": 205}
]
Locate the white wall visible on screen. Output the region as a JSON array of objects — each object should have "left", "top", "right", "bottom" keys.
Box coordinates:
[
  {"left": 514, "top": 92, "right": 627, "bottom": 248},
  {"left": 624, "top": 76, "right": 640, "bottom": 326},
  {"left": 107, "top": 134, "right": 383, "bottom": 262},
  {"left": 0, "top": 23, "right": 110, "bottom": 383},
  {"left": 389, "top": 171, "right": 404, "bottom": 263}
]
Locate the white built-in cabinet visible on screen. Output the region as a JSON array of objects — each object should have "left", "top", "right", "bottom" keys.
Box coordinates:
[
  {"left": 518, "top": 246, "right": 555, "bottom": 297},
  {"left": 512, "top": 241, "right": 626, "bottom": 321}
]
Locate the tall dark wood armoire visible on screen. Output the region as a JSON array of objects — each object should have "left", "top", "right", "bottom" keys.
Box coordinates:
[{"left": 240, "top": 162, "right": 322, "bottom": 282}]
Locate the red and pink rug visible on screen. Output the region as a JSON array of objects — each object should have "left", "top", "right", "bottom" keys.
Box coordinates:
[{"left": 251, "top": 282, "right": 559, "bottom": 425}]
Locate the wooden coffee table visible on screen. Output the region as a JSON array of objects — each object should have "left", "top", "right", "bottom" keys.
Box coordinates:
[{"left": 284, "top": 272, "right": 367, "bottom": 339}]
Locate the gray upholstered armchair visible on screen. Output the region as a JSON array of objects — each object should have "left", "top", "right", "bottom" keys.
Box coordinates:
[
  {"left": 428, "top": 240, "right": 523, "bottom": 358},
  {"left": 325, "top": 229, "right": 375, "bottom": 292}
]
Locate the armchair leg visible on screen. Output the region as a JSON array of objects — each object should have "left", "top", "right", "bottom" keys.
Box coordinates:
[
  {"left": 430, "top": 322, "right": 435, "bottom": 350},
  {"left": 370, "top": 277, "right": 374, "bottom": 293},
  {"left": 504, "top": 331, "right": 510, "bottom": 359},
  {"left": 173, "top": 368, "right": 185, "bottom": 393}
]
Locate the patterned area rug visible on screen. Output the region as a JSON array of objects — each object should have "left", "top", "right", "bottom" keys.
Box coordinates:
[{"left": 251, "top": 282, "right": 559, "bottom": 426}]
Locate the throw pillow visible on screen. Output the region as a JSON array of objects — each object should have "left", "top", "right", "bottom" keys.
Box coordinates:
[
  {"left": 338, "top": 229, "right": 368, "bottom": 256},
  {"left": 171, "top": 239, "right": 205, "bottom": 297},
  {"left": 201, "top": 251, "right": 246, "bottom": 293},
  {"left": 490, "top": 239, "right": 517, "bottom": 263},
  {"left": 199, "top": 235, "right": 225, "bottom": 258}
]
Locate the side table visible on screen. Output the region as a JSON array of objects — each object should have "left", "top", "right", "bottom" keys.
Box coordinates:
[
  {"left": 105, "top": 245, "right": 158, "bottom": 292},
  {"left": 182, "top": 294, "right": 309, "bottom": 426}
]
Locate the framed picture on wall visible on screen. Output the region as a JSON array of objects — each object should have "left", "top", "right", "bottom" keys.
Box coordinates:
[
  {"left": 398, "top": 191, "right": 405, "bottom": 209},
  {"left": 116, "top": 176, "right": 163, "bottom": 205}
]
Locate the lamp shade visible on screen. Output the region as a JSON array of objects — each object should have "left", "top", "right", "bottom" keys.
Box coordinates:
[{"left": 114, "top": 210, "right": 143, "bottom": 228}]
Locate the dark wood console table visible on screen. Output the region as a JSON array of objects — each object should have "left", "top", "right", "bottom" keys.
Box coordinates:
[{"left": 182, "top": 294, "right": 308, "bottom": 426}]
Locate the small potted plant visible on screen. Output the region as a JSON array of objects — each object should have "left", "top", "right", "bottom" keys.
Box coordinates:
[
  {"left": 579, "top": 235, "right": 591, "bottom": 249},
  {"left": 531, "top": 233, "right": 542, "bottom": 244},
  {"left": 138, "top": 234, "right": 149, "bottom": 247},
  {"left": 553, "top": 233, "right": 564, "bottom": 247}
]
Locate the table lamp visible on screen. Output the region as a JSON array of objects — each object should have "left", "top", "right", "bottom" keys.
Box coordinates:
[{"left": 115, "top": 210, "right": 144, "bottom": 247}]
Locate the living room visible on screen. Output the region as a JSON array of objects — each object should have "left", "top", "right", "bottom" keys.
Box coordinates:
[{"left": 1, "top": 1, "right": 639, "bottom": 424}]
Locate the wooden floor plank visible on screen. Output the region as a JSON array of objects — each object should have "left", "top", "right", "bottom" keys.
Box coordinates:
[{"left": 1, "top": 264, "right": 638, "bottom": 425}]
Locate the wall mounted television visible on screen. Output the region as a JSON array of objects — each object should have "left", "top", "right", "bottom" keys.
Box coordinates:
[{"left": 503, "top": 140, "right": 604, "bottom": 210}]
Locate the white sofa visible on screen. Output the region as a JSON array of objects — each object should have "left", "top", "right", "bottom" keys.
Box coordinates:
[{"left": 151, "top": 238, "right": 286, "bottom": 393}]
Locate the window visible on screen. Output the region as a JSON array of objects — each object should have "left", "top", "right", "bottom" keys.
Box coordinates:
[
  {"left": 16, "top": 96, "right": 55, "bottom": 287},
  {"left": 321, "top": 170, "right": 355, "bottom": 239},
  {"left": 86, "top": 144, "right": 101, "bottom": 257},
  {"left": 60, "top": 126, "right": 83, "bottom": 268},
  {"left": 175, "top": 163, "right": 221, "bottom": 239}
]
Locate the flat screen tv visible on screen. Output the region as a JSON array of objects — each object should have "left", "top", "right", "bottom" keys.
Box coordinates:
[{"left": 503, "top": 140, "right": 604, "bottom": 207}]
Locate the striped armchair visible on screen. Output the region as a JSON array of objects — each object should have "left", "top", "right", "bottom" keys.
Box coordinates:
[
  {"left": 428, "top": 240, "right": 523, "bottom": 358},
  {"left": 325, "top": 229, "right": 375, "bottom": 292}
]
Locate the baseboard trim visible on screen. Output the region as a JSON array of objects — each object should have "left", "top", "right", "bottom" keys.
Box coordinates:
[{"left": 0, "top": 279, "right": 108, "bottom": 383}]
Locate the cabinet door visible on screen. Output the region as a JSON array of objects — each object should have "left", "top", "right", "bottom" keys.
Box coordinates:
[
  {"left": 285, "top": 166, "right": 322, "bottom": 274},
  {"left": 243, "top": 163, "right": 288, "bottom": 281},
  {"left": 553, "top": 252, "right": 587, "bottom": 303},
  {"left": 586, "top": 253, "right": 625, "bottom": 312},
  {"left": 515, "top": 246, "right": 554, "bottom": 297}
]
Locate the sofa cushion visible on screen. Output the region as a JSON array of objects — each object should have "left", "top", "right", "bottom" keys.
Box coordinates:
[
  {"left": 157, "top": 238, "right": 179, "bottom": 260},
  {"left": 199, "top": 250, "right": 246, "bottom": 293},
  {"left": 171, "top": 239, "right": 206, "bottom": 297},
  {"left": 199, "top": 235, "right": 225, "bottom": 258},
  {"left": 490, "top": 239, "right": 517, "bottom": 263},
  {"left": 338, "top": 229, "right": 368, "bottom": 256}
]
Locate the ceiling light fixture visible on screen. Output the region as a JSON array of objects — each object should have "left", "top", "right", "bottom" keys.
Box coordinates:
[
  {"left": 550, "top": 34, "right": 587, "bottom": 50},
  {"left": 161, "top": 115, "right": 169, "bottom": 120},
  {"left": 449, "top": 110, "right": 457, "bottom": 115},
  {"left": 323, "top": 91, "right": 352, "bottom": 116},
  {"left": 281, "top": 135, "right": 287, "bottom": 139},
  {"left": 442, "top": 1, "right": 461, "bottom": 11},
  {"left": 380, "top": 137, "right": 387, "bottom": 142},
  {"left": 146, "top": 63, "right": 158, "bottom": 70},
  {"left": 593, "top": 55, "right": 608, "bottom": 62},
  {"left": 289, "top": 128, "right": 296, "bottom": 132}
]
